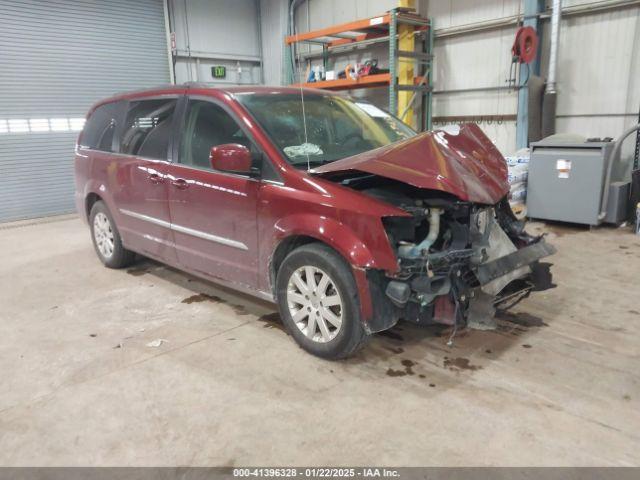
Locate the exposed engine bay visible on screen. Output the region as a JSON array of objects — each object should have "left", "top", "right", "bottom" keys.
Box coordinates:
[{"left": 339, "top": 174, "right": 556, "bottom": 332}]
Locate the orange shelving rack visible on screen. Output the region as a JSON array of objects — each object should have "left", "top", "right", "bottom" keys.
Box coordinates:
[{"left": 285, "top": 8, "right": 433, "bottom": 130}]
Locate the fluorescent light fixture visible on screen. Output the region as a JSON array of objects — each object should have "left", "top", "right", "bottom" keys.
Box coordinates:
[
  {"left": 69, "top": 118, "right": 85, "bottom": 131},
  {"left": 0, "top": 116, "right": 85, "bottom": 134},
  {"left": 50, "top": 118, "right": 70, "bottom": 131},
  {"left": 8, "top": 119, "right": 29, "bottom": 133},
  {"left": 29, "top": 119, "right": 50, "bottom": 132}
]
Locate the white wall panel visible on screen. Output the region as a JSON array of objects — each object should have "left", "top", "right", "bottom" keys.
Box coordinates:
[
  {"left": 549, "top": 7, "right": 639, "bottom": 117},
  {"left": 170, "top": 0, "right": 262, "bottom": 84},
  {"left": 433, "top": 28, "right": 518, "bottom": 93},
  {"left": 431, "top": 1, "right": 640, "bottom": 157},
  {"left": 541, "top": 4, "right": 640, "bottom": 166},
  {"left": 299, "top": 0, "right": 398, "bottom": 30},
  {"left": 428, "top": 0, "right": 522, "bottom": 154},
  {"left": 433, "top": 89, "right": 517, "bottom": 117},
  {"left": 260, "top": 0, "right": 289, "bottom": 85},
  {"left": 171, "top": 0, "right": 260, "bottom": 58},
  {"left": 428, "top": 0, "right": 522, "bottom": 29}
]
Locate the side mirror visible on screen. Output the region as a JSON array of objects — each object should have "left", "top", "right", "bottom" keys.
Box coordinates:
[{"left": 210, "top": 144, "right": 256, "bottom": 175}]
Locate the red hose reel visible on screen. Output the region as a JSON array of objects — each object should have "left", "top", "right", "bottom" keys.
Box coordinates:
[{"left": 512, "top": 26, "right": 539, "bottom": 64}]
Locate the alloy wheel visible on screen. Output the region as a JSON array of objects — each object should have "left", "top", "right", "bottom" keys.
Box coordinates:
[
  {"left": 286, "top": 266, "right": 343, "bottom": 343},
  {"left": 93, "top": 212, "right": 115, "bottom": 259}
]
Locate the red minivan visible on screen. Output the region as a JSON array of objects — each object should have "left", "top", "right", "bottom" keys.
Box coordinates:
[{"left": 75, "top": 84, "right": 555, "bottom": 359}]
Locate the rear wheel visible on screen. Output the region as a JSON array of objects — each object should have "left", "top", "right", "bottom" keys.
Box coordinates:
[
  {"left": 276, "top": 243, "right": 369, "bottom": 359},
  {"left": 89, "top": 201, "right": 135, "bottom": 269}
]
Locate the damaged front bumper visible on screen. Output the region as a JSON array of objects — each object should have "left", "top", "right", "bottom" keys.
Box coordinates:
[
  {"left": 476, "top": 241, "right": 556, "bottom": 286},
  {"left": 372, "top": 200, "right": 556, "bottom": 332}
]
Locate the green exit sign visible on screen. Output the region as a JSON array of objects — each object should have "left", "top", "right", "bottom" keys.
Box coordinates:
[{"left": 212, "top": 66, "right": 226, "bottom": 79}]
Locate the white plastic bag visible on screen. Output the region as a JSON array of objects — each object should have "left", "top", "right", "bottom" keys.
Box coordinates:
[
  {"left": 508, "top": 163, "right": 529, "bottom": 185},
  {"left": 509, "top": 184, "right": 527, "bottom": 202}
]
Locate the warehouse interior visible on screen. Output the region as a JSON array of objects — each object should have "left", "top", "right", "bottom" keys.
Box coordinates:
[{"left": 1, "top": 0, "right": 639, "bottom": 470}]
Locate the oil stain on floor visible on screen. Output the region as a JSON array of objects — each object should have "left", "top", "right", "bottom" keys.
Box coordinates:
[
  {"left": 443, "top": 356, "right": 483, "bottom": 372},
  {"left": 377, "top": 330, "right": 404, "bottom": 342},
  {"left": 497, "top": 310, "right": 548, "bottom": 327},
  {"left": 126, "top": 266, "right": 150, "bottom": 277},
  {"left": 256, "top": 312, "right": 288, "bottom": 333},
  {"left": 180, "top": 287, "right": 286, "bottom": 333},
  {"left": 181, "top": 293, "right": 221, "bottom": 304},
  {"left": 383, "top": 345, "right": 405, "bottom": 355},
  {"left": 386, "top": 359, "right": 416, "bottom": 377}
]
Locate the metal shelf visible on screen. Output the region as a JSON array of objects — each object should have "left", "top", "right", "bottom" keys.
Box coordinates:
[
  {"left": 292, "top": 73, "right": 391, "bottom": 91},
  {"left": 286, "top": 8, "right": 434, "bottom": 131}
]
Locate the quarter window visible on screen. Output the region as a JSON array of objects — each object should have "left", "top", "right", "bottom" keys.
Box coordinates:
[
  {"left": 80, "top": 101, "right": 124, "bottom": 152},
  {"left": 121, "top": 99, "right": 176, "bottom": 160},
  {"left": 179, "top": 100, "right": 257, "bottom": 170}
]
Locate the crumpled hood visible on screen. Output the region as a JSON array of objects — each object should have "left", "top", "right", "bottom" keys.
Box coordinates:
[{"left": 312, "top": 123, "right": 509, "bottom": 205}]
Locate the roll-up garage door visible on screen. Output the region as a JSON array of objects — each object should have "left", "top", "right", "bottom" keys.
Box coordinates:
[{"left": 0, "top": 0, "right": 170, "bottom": 222}]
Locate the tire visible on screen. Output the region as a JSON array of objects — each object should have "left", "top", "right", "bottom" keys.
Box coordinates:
[
  {"left": 89, "top": 200, "right": 136, "bottom": 269},
  {"left": 276, "top": 243, "right": 369, "bottom": 359}
]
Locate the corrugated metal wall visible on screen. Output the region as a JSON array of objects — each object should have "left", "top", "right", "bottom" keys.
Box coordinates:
[
  {"left": 429, "top": 0, "right": 522, "bottom": 154},
  {"left": 545, "top": 1, "right": 640, "bottom": 170},
  {"left": 169, "top": 0, "right": 262, "bottom": 85},
  {"left": 431, "top": 0, "right": 640, "bottom": 156},
  {"left": 280, "top": 0, "right": 640, "bottom": 158},
  {"left": 295, "top": 0, "right": 399, "bottom": 29},
  {"left": 0, "top": 0, "right": 170, "bottom": 222},
  {"left": 260, "top": 0, "right": 289, "bottom": 86}
]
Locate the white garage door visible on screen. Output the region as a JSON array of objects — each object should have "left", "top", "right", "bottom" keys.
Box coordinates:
[{"left": 0, "top": 0, "right": 171, "bottom": 222}]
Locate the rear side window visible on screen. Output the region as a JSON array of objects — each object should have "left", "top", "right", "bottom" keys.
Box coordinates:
[
  {"left": 80, "top": 101, "right": 123, "bottom": 152},
  {"left": 121, "top": 99, "right": 176, "bottom": 160}
]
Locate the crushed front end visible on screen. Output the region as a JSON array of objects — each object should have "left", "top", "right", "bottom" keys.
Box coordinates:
[
  {"left": 311, "top": 123, "right": 556, "bottom": 333},
  {"left": 378, "top": 193, "right": 556, "bottom": 331}
]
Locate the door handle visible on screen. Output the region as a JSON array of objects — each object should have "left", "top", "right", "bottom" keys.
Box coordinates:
[
  {"left": 148, "top": 173, "right": 165, "bottom": 185},
  {"left": 171, "top": 178, "right": 189, "bottom": 190}
]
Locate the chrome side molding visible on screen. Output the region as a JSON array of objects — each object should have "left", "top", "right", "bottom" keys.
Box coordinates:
[{"left": 119, "top": 209, "right": 249, "bottom": 251}]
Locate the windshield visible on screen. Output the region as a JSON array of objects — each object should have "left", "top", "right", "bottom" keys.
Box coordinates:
[{"left": 236, "top": 92, "right": 416, "bottom": 168}]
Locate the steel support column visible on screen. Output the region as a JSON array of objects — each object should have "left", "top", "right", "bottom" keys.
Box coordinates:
[
  {"left": 397, "top": 0, "right": 415, "bottom": 125},
  {"left": 388, "top": 10, "right": 397, "bottom": 115},
  {"left": 516, "top": 0, "right": 545, "bottom": 149}
]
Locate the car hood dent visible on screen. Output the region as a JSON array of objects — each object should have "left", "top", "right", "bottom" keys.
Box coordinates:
[{"left": 311, "top": 123, "right": 509, "bottom": 205}]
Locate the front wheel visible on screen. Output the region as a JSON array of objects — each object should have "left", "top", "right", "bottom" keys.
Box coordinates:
[{"left": 276, "top": 243, "right": 369, "bottom": 359}]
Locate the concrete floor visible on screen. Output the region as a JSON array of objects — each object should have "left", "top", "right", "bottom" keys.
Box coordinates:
[{"left": 0, "top": 215, "right": 638, "bottom": 466}]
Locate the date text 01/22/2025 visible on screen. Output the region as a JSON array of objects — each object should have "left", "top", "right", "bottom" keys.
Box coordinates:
[{"left": 232, "top": 468, "right": 400, "bottom": 478}]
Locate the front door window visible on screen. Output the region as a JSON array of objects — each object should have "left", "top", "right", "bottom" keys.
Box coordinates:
[{"left": 180, "top": 100, "right": 257, "bottom": 170}]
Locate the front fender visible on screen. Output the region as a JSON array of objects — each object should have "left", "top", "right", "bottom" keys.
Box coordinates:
[
  {"left": 268, "top": 214, "right": 398, "bottom": 325},
  {"left": 273, "top": 214, "right": 383, "bottom": 270}
]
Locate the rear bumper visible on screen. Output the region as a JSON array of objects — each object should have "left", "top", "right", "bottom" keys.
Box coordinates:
[{"left": 75, "top": 192, "right": 87, "bottom": 224}]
